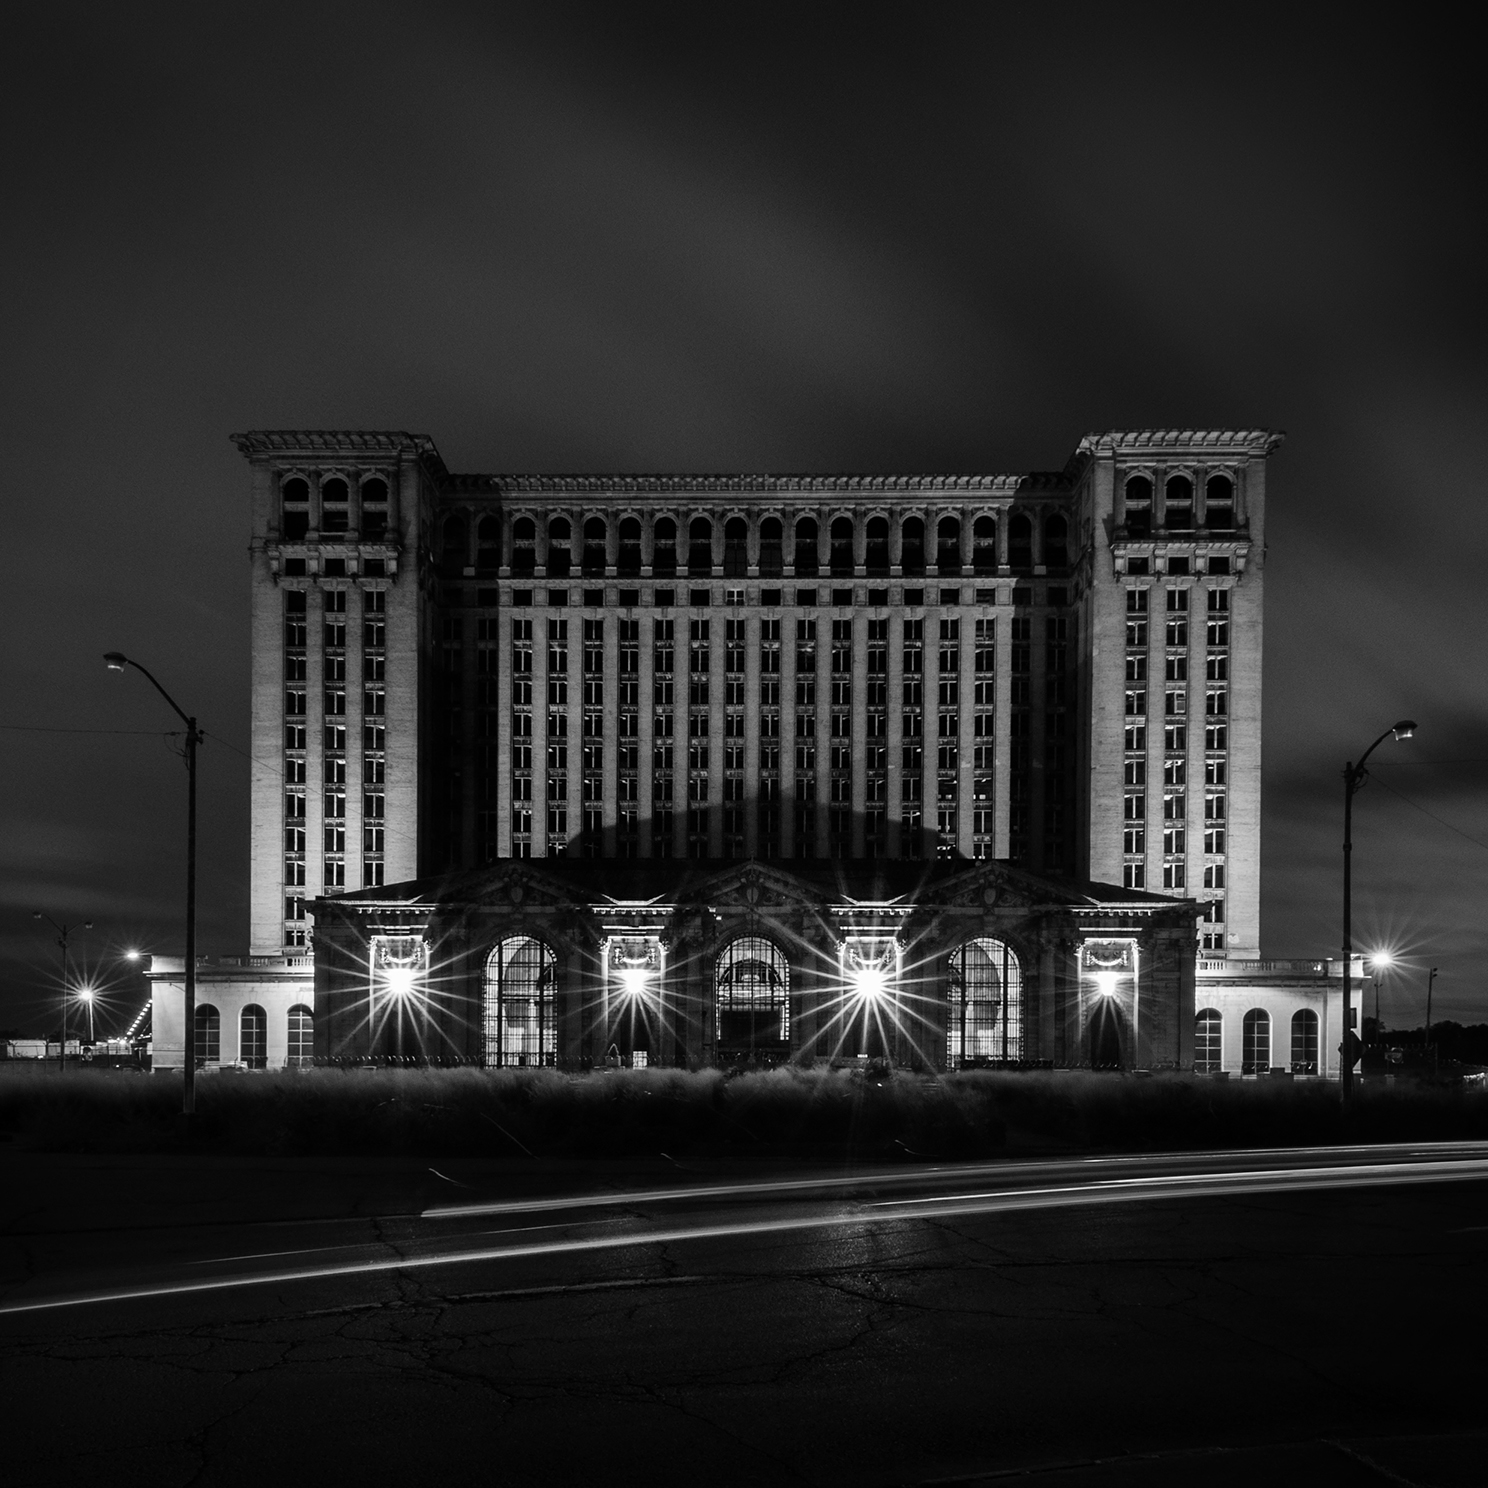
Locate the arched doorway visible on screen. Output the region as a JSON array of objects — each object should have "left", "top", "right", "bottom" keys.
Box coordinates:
[
  {"left": 484, "top": 937, "right": 557, "bottom": 1067},
  {"left": 1089, "top": 1000, "right": 1125, "bottom": 1069},
  {"left": 947, "top": 939, "right": 1022, "bottom": 1067},
  {"left": 715, "top": 937, "right": 790, "bottom": 1064}
]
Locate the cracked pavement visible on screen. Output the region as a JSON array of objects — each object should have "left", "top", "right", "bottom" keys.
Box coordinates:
[{"left": 1, "top": 1149, "right": 1485, "bottom": 1486}]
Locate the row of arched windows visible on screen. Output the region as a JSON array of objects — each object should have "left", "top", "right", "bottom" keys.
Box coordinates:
[
  {"left": 279, "top": 475, "right": 390, "bottom": 542},
  {"left": 440, "top": 511, "right": 1071, "bottom": 580},
  {"left": 1123, "top": 474, "right": 1237, "bottom": 534},
  {"left": 194, "top": 1004, "right": 313, "bottom": 1069},
  {"left": 1195, "top": 1007, "right": 1319, "bottom": 1075},
  {"left": 479, "top": 935, "right": 1023, "bottom": 1067}
]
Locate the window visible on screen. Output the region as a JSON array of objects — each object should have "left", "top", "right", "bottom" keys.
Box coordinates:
[
  {"left": 194, "top": 1004, "right": 221, "bottom": 1066},
  {"left": 1164, "top": 475, "right": 1194, "bottom": 530},
  {"left": 1044, "top": 513, "right": 1068, "bottom": 568},
  {"left": 1007, "top": 513, "right": 1031, "bottom": 571},
  {"left": 1291, "top": 1009, "right": 1319, "bottom": 1074},
  {"left": 948, "top": 938, "right": 1022, "bottom": 1065},
  {"left": 936, "top": 516, "right": 961, "bottom": 574},
  {"left": 829, "top": 516, "right": 854, "bottom": 576},
  {"left": 865, "top": 516, "right": 889, "bottom": 575},
  {"left": 972, "top": 516, "right": 997, "bottom": 575},
  {"left": 900, "top": 516, "right": 925, "bottom": 576},
  {"left": 1124, "top": 475, "right": 1152, "bottom": 536},
  {"left": 1195, "top": 1009, "right": 1222, "bottom": 1074},
  {"left": 240, "top": 1005, "right": 267, "bottom": 1069},
  {"left": 724, "top": 516, "right": 748, "bottom": 577},
  {"left": 1205, "top": 474, "right": 1235, "bottom": 530},
  {"left": 484, "top": 937, "right": 556, "bottom": 1067},
  {"left": 688, "top": 517, "right": 713, "bottom": 573},
  {"left": 793, "top": 517, "right": 819, "bottom": 576},
  {"left": 715, "top": 937, "right": 791, "bottom": 1053},
  {"left": 546, "top": 517, "right": 571, "bottom": 577},
  {"left": 652, "top": 516, "right": 677, "bottom": 577},
  {"left": 287, "top": 1004, "right": 313, "bottom": 1068},
  {"left": 1242, "top": 1008, "right": 1270, "bottom": 1074}
]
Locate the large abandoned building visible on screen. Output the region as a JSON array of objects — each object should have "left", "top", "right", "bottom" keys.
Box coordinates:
[{"left": 147, "top": 425, "right": 1356, "bottom": 1078}]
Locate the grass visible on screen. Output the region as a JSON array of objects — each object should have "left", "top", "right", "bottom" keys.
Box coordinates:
[{"left": 0, "top": 1064, "right": 1485, "bottom": 1158}]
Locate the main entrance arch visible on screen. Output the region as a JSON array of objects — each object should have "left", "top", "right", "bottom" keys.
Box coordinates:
[{"left": 484, "top": 937, "right": 557, "bottom": 1067}]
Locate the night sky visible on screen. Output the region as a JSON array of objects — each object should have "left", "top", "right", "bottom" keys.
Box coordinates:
[{"left": 3, "top": 4, "right": 1485, "bottom": 1033}]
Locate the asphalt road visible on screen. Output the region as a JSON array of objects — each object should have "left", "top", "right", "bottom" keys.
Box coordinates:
[{"left": 2, "top": 1145, "right": 1486, "bottom": 1486}]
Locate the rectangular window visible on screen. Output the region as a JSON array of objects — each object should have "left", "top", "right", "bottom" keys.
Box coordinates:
[{"left": 1123, "top": 862, "right": 1145, "bottom": 889}]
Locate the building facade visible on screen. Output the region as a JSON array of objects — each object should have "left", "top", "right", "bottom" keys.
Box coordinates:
[{"left": 154, "top": 425, "right": 1351, "bottom": 1079}]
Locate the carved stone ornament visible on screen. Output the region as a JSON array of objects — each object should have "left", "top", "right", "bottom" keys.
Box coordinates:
[{"left": 1080, "top": 939, "right": 1136, "bottom": 972}]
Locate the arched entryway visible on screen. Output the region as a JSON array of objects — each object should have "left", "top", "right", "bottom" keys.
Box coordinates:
[
  {"left": 715, "top": 937, "right": 791, "bottom": 1064},
  {"left": 484, "top": 937, "right": 557, "bottom": 1067},
  {"left": 947, "top": 938, "right": 1022, "bottom": 1067}
]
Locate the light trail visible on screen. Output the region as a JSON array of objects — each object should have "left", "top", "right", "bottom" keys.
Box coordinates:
[
  {"left": 3, "top": 1149, "right": 1487, "bottom": 1318},
  {"left": 421, "top": 1141, "right": 1488, "bottom": 1221}
]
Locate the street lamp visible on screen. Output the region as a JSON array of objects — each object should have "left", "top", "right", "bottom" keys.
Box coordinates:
[
  {"left": 1341, "top": 721, "right": 1416, "bottom": 1100},
  {"left": 103, "top": 652, "right": 202, "bottom": 1115},
  {"left": 1369, "top": 951, "right": 1394, "bottom": 1047},
  {"left": 31, "top": 913, "right": 92, "bottom": 1072}
]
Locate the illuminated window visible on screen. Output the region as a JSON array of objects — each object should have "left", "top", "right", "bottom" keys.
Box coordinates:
[
  {"left": 947, "top": 938, "right": 1022, "bottom": 1065},
  {"left": 1195, "top": 1008, "right": 1222, "bottom": 1073},
  {"left": 715, "top": 937, "right": 790, "bottom": 1054},
  {"left": 194, "top": 1004, "right": 220, "bottom": 1066},
  {"left": 484, "top": 937, "right": 557, "bottom": 1067},
  {"left": 287, "top": 1004, "right": 313, "bottom": 1068}
]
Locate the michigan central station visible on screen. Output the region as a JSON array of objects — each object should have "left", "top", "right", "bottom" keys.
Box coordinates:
[{"left": 146, "top": 426, "right": 1363, "bottom": 1080}]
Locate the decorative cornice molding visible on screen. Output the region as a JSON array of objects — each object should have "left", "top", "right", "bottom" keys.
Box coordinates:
[
  {"left": 445, "top": 471, "right": 1071, "bottom": 497},
  {"left": 1077, "top": 429, "right": 1285, "bottom": 459},
  {"left": 230, "top": 430, "right": 442, "bottom": 458}
]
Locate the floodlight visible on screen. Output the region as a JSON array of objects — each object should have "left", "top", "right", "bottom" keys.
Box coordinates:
[
  {"left": 852, "top": 965, "right": 889, "bottom": 1000},
  {"left": 1093, "top": 970, "right": 1121, "bottom": 998},
  {"left": 383, "top": 964, "right": 417, "bottom": 996},
  {"left": 1371, "top": 950, "right": 1394, "bottom": 970},
  {"left": 618, "top": 965, "right": 652, "bottom": 998}
]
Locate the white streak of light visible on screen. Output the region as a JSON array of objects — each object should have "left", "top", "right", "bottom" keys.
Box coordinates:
[{"left": 3, "top": 1155, "right": 1487, "bottom": 1318}]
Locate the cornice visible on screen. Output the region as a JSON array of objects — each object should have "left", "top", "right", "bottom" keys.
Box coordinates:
[
  {"left": 443, "top": 471, "right": 1072, "bottom": 497},
  {"left": 1077, "top": 429, "right": 1285, "bottom": 459},
  {"left": 231, "top": 430, "right": 442, "bottom": 458}
]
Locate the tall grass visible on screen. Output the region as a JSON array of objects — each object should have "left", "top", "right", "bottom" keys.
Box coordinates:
[{"left": 1, "top": 1065, "right": 1485, "bottom": 1158}]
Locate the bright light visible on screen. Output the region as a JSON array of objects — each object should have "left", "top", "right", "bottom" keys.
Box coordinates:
[
  {"left": 77, "top": 987, "right": 94, "bottom": 1002},
  {"left": 1093, "top": 971, "right": 1121, "bottom": 998},
  {"left": 1371, "top": 951, "right": 1395, "bottom": 971},
  {"left": 124, "top": 950, "right": 140, "bottom": 961},
  {"left": 851, "top": 965, "right": 890, "bottom": 1000},
  {"left": 618, "top": 966, "right": 652, "bottom": 999},
  {"left": 382, "top": 965, "right": 417, "bottom": 996}
]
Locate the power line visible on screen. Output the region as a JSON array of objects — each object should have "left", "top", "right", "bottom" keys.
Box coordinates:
[
  {"left": 1369, "top": 772, "right": 1488, "bottom": 854},
  {"left": 1, "top": 725, "right": 184, "bottom": 736}
]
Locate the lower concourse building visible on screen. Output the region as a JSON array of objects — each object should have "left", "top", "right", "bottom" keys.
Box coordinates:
[{"left": 148, "top": 423, "right": 1358, "bottom": 1079}]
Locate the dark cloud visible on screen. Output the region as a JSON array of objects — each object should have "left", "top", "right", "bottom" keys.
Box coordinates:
[{"left": 3, "top": 2, "right": 1485, "bottom": 1027}]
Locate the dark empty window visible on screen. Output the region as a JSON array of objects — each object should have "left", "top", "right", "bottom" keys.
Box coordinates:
[
  {"left": 360, "top": 478, "right": 388, "bottom": 540},
  {"left": 1290, "top": 1009, "right": 1318, "bottom": 1074},
  {"left": 617, "top": 516, "right": 642, "bottom": 576},
  {"left": 972, "top": 516, "right": 997, "bottom": 575},
  {"left": 758, "top": 517, "right": 783, "bottom": 577},
  {"left": 441, "top": 514, "right": 468, "bottom": 575},
  {"left": 1007, "top": 513, "right": 1032, "bottom": 572},
  {"left": 582, "top": 517, "right": 607, "bottom": 577},
  {"left": 1164, "top": 475, "right": 1194, "bottom": 530},
  {"left": 511, "top": 516, "right": 536, "bottom": 574},
  {"left": 724, "top": 516, "right": 748, "bottom": 577},
  {"left": 281, "top": 477, "right": 309, "bottom": 541},
  {"left": 652, "top": 517, "right": 677, "bottom": 577},
  {"left": 1124, "top": 475, "right": 1153, "bottom": 537},
  {"left": 688, "top": 518, "right": 713, "bottom": 574},
  {"left": 830, "top": 517, "right": 855, "bottom": 577},
  {"left": 320, "top": 477, "right": 349, "bottom": 534},
  {"left": 864, "top": 516, "right": 889, "bottom": 576},
  {"left": 547, "top": 517, "right": 571, "bottom": 577},
  {"left": 1205, "top": 474, "right": 1234, "bottom": 529},
  {"left": 794, "top": 517, "right": 819, "bottom": 576},
  {"left": 476, "top": 515, "right": 501, "bottom": 572},
  {"left": 194, "top": 1004, "right": 220, "bottom": 1066},
  {"left": 936, "top": 517, "right": 961, "bottom": 575},
  {"left": 1044, "top": 514, "right": 1068, "bottom": 568},
  {"left": 900, "top": 517, "right": 925, "bottom": 576}
]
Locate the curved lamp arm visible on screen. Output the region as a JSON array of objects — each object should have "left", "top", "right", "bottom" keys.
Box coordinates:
[{"left": 103, "top": 653, "right": 197, "bottom": 733}]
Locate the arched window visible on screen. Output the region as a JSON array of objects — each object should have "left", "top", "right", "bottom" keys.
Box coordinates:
[
  {"left": 688, "top": 517, "right": 713, "bottom": 574},
  {"left": 287, "top": 1004, "right": 313, "bottom": 1068},
  {"left": 652, "top": 516, "right": 677, "bottom": 577},
  {"left": 511, "top": 516, "right": 536, "bottom": 575},
  {"left": 972, "top": 516, "right": 997, "bottom": 575},
  {"left": 440, "top": 514, "right": 467, "bottom": 575},
  {"left": 194, "top": 1004, "right": 220, "bottom": 1067},
  {"left": 1242, "top": 1008, "right": 1270, "bottom": 1074},
  {"left": 1044, "top": 514, "right": 1068, "bottom": 568},
  {"left": 1205, "top": 474, "right": 1234, "bottom": 530},
  {"left": 360, "top": 478, "right": 388, "bottom": 539},
  {"left": 829, "top": 516, "right": 855, "bottom": 577},
  {"left": 281, "top": 477, "right": 310, "bottom": 541},
  {"left": 240, "top": 1004, "right": 267, "bottom": 1070},
  {"left": 582, "top": 517, "right": 607, "bottom": 577},
  {"left": 900, "top": 516, "right": 925, "bottom": 577},
  {"left": 758, "top": 517, "right": 783, "bottom": 577},
  {"left": 484, "top": 937, "right": 557, "bottom": 1067},
  {"left": 1290, "top": 1008, "right": 1319, "bottom": 1074},
  {"left": 715, "top": 937, "right": 790, "bottom": 1056},
  {"left": 724, "top": 516, "right": 748, "bottom": 577},
  {"left": 1164, "top": 475, "right": 1194, "bottom": 530},
  {"left": 320, "top": 477, "right": 349, "bottom": 534},
  {"left": 476, "top": 515, "right": 501, "bottom": 573},
  {"left": 1007, "top": 513, "right": 1032, "bottom": 571},
  {"left": 547, "top": 517, "right": 571, "bottom": 577},
  {"left": 617, "top": 516, "right": 642, "bottom": 576},
  {"left": 1124, "top": 475, "right": 1153, "bottom": 537},
  {"left": 793, "top": 517, "right": 819, "bottom": 576},
  {"left": 864, "top": 516, "right": 889, "bottom": 576},
  {"left": 936, "top": 516, "right": 961, "bottom": 574},
  {"left": 947, "top": 939, "right": 1022, "bottom": 1065},
  {"left": 1195, "top": 1008, "right": 1222, "bottom": 1073}
]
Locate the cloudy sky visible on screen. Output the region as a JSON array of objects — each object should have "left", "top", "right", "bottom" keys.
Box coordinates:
[{"left": 2, "top": 3, "right": 1485, "bottom": 1031}]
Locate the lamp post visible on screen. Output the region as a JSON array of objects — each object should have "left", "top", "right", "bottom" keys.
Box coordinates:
[
  {"left": 103, "top": 652, "right": 202, "bottom": 1115},
  {"left": 1341, "top": 720, "right": 1417, "bottom": 1101},
  {"left": 1369, "top": 951, "right": 1394, "bottom": 1049},
  {"left": 31, "top": 913, "right": 91, "bottom": 1072}
]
